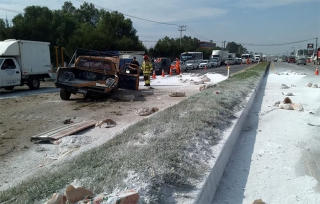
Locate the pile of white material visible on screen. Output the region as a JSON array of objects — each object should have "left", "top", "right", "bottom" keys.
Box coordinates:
[
  {"left": 306, "top": 82, "right": 319, "bottom": 88},
  {"left": 275, "top": 70, "right": 306, "bottom": 75},
  {"left": 274, "top": 97, "right": 304, "bottom": 111}
]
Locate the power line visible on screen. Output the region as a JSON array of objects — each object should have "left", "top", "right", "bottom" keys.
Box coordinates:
[
  {"left": 187, "top": 26, "right": 210, "bottom": 41},
  {"left": 0, "top": 7, "right": 22, "bottom": 14},
  {"left": 73, "top": 0, "right": 179, "bottom": 27},
  {"left": 239, "top": 38, "right": 317, "bottom": 46}
]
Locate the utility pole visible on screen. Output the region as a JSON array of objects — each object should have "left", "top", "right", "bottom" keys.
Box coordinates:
[{"left": 178, "top": 25, "right": 186, "bottom": 46}]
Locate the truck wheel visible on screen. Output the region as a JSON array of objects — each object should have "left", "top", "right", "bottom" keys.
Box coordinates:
[
  {"left": 4, "top": 86, "right": 14, "bottom": 90},
  {"left": 28, "top": 78, "right": 40, "bottom": 90},
  {"left": 60, "top": 88, "right": 71, "bottom": 100}
]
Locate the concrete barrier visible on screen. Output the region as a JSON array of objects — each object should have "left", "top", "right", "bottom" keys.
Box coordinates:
[{"left": 194, "top": 63, "right": 270, "bottom": 204}]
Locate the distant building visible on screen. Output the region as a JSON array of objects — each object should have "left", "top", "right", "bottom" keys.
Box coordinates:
[{"left": 199, "top": 40, "right": 216, "bottom": 49}]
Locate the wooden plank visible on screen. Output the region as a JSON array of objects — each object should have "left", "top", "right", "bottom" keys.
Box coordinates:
[{"left": 30, "top": 120, "right": 97, "bottom": 142}]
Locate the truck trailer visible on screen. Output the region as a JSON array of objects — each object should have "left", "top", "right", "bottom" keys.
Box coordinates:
[{"left": 0, "top": 39, "right": 51, "bottom": 90}]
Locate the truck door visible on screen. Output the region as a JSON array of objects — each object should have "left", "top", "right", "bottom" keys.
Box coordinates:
[
  {"left": 118, "top": 63, "right": 139, "bottom": 90},
  {"left": 0, "top": 58, "right": 21, "bottom": 87}
]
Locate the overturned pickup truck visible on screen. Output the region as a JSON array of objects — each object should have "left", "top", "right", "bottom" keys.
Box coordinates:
[{"left": 54, "top": 49, "right": 140, "bottom": 100}]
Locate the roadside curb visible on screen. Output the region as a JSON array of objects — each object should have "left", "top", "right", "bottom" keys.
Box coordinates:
[{"left": 194, "top": 62, "right": 270, "bottom": 204}]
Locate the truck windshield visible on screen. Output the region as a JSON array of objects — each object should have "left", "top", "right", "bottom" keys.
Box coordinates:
[{"left": 0, "top": 59, "right": 3, "bottom": 66}]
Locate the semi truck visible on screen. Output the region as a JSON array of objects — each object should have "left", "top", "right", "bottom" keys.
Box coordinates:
[
  {"left": 0, "top": 39, "right": 51, "bottom": 90},
  {"left": 211, "top": 50, "right": 228, "bottom": 65},
  {"left": 255, "top": 53, "right": 263, "bottom": 62}
]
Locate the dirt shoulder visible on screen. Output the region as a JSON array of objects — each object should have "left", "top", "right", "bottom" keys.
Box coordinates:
[{"left": 0, "top": 78, "right": 201, "bottom": 191}]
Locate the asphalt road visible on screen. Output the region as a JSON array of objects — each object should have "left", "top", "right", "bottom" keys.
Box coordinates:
[
  {"left": 0, "top": 81, "right": 57, "bottom": 100},
  {"left": 1, "top": 62, "right": 317, "bottom": 100},
  {"left": 184, "top": 63, "right": 255, "bottom": 76}
]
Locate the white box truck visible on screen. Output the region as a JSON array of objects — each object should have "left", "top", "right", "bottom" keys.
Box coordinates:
[
  {"left": 211, "top": 50, "right": 228, "bottom": 65},
  {"left": 0, "top": 39, "right": 51, "bottom": 90}
]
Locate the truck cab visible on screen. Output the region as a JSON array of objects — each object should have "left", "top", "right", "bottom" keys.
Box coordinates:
[
  {"left": 0, "top": 39, "right": 51, "bottom": 90},
  {"left": 0, "top": 58, "right": 22, "bottom": 90},
  {"left": 54, "top": 49, "right": 140, "bottom": 100}
]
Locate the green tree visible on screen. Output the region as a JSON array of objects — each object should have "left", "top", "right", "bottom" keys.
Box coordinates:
[{"left": 226, "top": 41, "right": 238, "bottom": 53}]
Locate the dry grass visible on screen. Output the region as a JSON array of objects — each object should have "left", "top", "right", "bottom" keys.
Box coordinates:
[{"left": 0, "top": 62, "right": 268, "bottom": 204}]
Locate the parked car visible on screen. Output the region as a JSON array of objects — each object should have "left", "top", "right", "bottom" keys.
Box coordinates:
[
  {"left": 185, "top": 60, "right": 198, "bottom": 70},
  {"left": 207, "top": 58, "right": 218, "bottom": 68},
  {"left": 154, "top": 58, "right": 171, "bottom": 75},
  {"left": 198, "top": 60, "right": 209, "bottom": 68},
  {"left": 235, "top": 58, "right": 242, "bottom": 64},
  {"left": 225, "top": 58, "right": 235, "bottom": 65},
  {"left": 296, "top": 58, "right": 306, "bottom": 65},
  {"left": 287, "top": 56, "right": 296, "bottom": 63}
]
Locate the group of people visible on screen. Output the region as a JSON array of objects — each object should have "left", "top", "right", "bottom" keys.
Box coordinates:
[
  {"left": 128, "top": 55, "right": 181, "bottom": 87},
  {"left": 128, "top": 55, "right": 153, "bottom": 87}
]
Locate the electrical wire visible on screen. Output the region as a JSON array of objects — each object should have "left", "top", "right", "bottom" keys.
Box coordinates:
[
  {"left": 73, "top": 0, "right": 180, "bottom": 27},
  {"left": 239, "top": 38, "right": 317, "bottom": 46}
]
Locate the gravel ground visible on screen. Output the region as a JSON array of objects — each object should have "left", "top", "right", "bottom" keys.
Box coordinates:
[{"left": 0, "top": 77, "right": 205, "bottom": 191}]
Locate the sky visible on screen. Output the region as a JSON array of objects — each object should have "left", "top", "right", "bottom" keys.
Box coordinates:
[{"left": 0, "top": 0, "right": 319, "bottom": 56}]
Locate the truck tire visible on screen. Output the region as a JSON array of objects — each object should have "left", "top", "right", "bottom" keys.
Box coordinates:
[
  {"left": 60, "top": 88, "right": 71, "bottom": 100},
  {"left": 4, "top": 86, "right": 14, "bottom": 90},
  {"left": 28, "top": 78, "right": 40, "bottom": 90}
]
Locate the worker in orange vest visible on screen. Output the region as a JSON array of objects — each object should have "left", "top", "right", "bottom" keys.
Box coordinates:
[{"left": 175, "top": 57, "right": 181, "bottom": 74}]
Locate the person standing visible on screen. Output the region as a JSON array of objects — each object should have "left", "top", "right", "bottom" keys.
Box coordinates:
[
  {"left": 129, "top": 56, "right": 140, "bottom": 74},
  {"left": 141, "top": 55, "right": 153, "bottom": 86},
  {"left": 175, "top": 57, "right": 181, "bottom": 74}
]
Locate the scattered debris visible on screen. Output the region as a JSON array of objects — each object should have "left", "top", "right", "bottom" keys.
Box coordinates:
[
  {"left": 95, "top": 119, "right": 116, "bottom": 128},
  {"left": 275, "top": 97, "right": 303, "bottom": 111},
  {"left": 169, "top": 91, "right": 186, "bottom": 97},
  {"left": 291, "top": 103, "right": 304, "bottom": 111},
  {"left": 46, "top": 193, "right": 67, "bottom": 204},
  {"left": 280, "top": 84, "right": 290, "bottom": 89},
  {"left": 252, "top": 199, "right": 266, "bottom": 204},
  {"left": 290, "top": 84, "right": 297, "bottom": 87},
  {"left": 65, "top": 185, "right": 94, "bottom": 203},
  {"left": 62, "top": 119, "right": 73, "bottom": 124},
  {"left": 45, "top": 186, "right": 139, "bottom": 204},
  {"left": 201, "top": 75, "right": 211, "bottom": 82},
  {"left": 278, "top": 103, "right": 294, "bottom": 110},
  {"left": 276, "top": 71, "right": 306, "bottom": 75},
  {"left": 190, "top": 81, "right": 199, "bottom": 85},
  {"left": 312, "top": 84, "right": 318, "bottom": 88},
  {"left": 306, "top": 82, "right": 313, "bottom": 87},
  {"left": 309, "top": 112, "right": 314, "bottom": 114},
  {"left": 214, "top": 91, "right": 220, "bottom": 95},
  {"left": 274, "top": 101, "right": 280, "bottom": 107},
  {"left": 283, "top": 97, "right": 292, "bottom": 104},
  {"left": 307, "top": 123, "right": 320, "bottom": 127},
  {"left": 30, "top": 121, "right": 97, "bottom": 143},
  {"left": 199, "top": 83, "right": 217, "bottom": 91},
  {"left": 281, "top": 92, "right": 293, "bottom": 96},
  {"left": 138, "top": 107, "right": 159, "bottom": 116}
]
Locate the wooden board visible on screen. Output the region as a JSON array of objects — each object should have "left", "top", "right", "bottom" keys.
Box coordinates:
[{"left": 30, "top": 120, "right": 97, "bottom": 142}]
